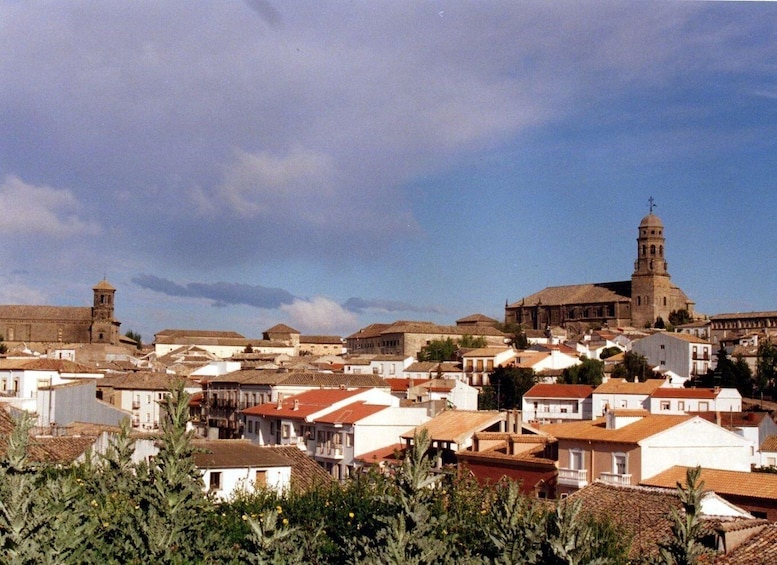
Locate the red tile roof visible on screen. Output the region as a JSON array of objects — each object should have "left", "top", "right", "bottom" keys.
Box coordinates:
[
  {"left": 651, "top": 388, "right": 720, "bottom": 399},
  {"left": 242, "top": 388, "right": 367, "bottom": 418},
  {"left": 541, "top": 414, "right": 693, "bottom": 444},
  {"left": 314, "top": 402, "right": 388, "bottom": 424},
  {"left": 524, "top": 383, "right": 595, "bottom": 399},
  {"left": 641, "top": 466, "right": 777, "bottom": 502}
]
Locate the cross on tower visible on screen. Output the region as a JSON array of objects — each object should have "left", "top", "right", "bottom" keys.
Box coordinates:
[{"left": 648, "top": 196, "right": 657, "bottom": 214}]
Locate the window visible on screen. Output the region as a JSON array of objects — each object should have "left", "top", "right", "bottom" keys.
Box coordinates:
[
  {"left": 209, "top": 472, "right": 222, "bottom": 491},
  {"left": 613, "top": 453, "right": 627, "bottom": 475},
  {"left": 678, "top": 401, "right": 685, "bottom": 411},
  {"left": 282, "top": 424, "right": 290, "bottom": 439},
  {"left": 255, "top": 470, "right": 267, "bottom": 488},
  {"left": 699, "top": 402, "right": 709, "bottom": 411},
  {"left": 248, "top": 420, "right": 254, "bottom": 434},
  {"left": 660, "top": 401, "right": 670, "bottom": 411},
  {"left": 570, "top": 449, "right": 584, "bottom": 471}
]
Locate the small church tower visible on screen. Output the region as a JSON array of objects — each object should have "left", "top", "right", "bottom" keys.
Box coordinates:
[
  {"left": 631, "top": 198, "right": 674, "bottom": 328},
  {"left": 91, "top": 279, "right": 120, "bottom": 344}
]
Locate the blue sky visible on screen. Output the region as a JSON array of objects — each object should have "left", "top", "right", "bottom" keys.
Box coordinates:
[{"left": 1, "top": 1, "right": 776, "bottom": 341}]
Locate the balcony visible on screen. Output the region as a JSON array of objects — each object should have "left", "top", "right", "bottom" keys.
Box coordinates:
[
  {"left": 132, "top": 401, "right": 140, "bottom": 410},
  {"left": 315, "top": 445, "right": 344, "bottom": 459},
  {"left": 557, "top": 468, "right": 588, "bottom": 488},
  {"left": 598, "top": 472, "right": 632, "bottom": 486}
]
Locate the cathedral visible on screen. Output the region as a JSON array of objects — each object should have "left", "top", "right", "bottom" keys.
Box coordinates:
[
  {"left": 0, "top": 279, "right": 121, "bottom": 347},
  {"left": 504, "top": 207, "right": 696, "bottom": 333}
]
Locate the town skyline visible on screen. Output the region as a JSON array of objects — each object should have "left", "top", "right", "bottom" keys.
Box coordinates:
[{"left": 2, "top": 2, "right": 776, "bottom": 340}]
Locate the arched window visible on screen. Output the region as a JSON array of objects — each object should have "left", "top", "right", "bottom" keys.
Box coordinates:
[
  {"left": 637, "top": 296, "right": 641, "bottom": 306},
  {"left": 650, "top": 244, "right": 656, "bottom": 255},
  {"left": 663, "top": 297, "right": 667, "bottom": 306},
  {"left": 642, "top": 245, "right": 647, "bottom": 256},
  {"left": 659, "top": 245, "right": 663, "bottom": 257}
]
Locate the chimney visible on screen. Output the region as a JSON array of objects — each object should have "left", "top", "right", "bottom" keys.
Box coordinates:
[
  {"left": 276, "top": 395, "right": 283, "bottom": 410},
  {"left": 293, "top": 399, "right": 299, "bottom": 411}
]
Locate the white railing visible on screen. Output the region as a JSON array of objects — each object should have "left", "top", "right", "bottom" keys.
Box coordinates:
[
  {"left": 557, "top": 468, "right": 588, "bottom": 487},
  {"left": 599, "top": 472, "right": 632, "bottom": 486}
]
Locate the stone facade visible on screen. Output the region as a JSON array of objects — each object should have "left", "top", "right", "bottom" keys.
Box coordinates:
[
  {"left": 0, "top": 280, "right": 121, "bottom": 347},
  {"left": 505, "top": 211, "right": 695, "bottom": 333}
]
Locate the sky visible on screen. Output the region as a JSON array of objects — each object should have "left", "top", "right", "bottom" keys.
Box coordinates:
[{"left": 1, "top": 1, "right": 776, "bottom": 342}]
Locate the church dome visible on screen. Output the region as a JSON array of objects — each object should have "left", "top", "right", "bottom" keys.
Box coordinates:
[{"left": 639, "top": 213, "right": 663, "bottom": 229}]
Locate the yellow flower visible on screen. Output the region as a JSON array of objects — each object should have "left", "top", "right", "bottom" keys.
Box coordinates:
[
  {"left": 90, "top": 500, "right": 98, "bottom": 507},
  {"left": 348, "top": 512, "right": 354, "bottom": 519},
  {"left": 276, "top": 505, "right": 283, "bottom": 514},
  {"left": 283, "top": 518, "right": 289, "bottom": 525},
  {"left": 242, "top": 514, "right": 248, "bottom": 521}
]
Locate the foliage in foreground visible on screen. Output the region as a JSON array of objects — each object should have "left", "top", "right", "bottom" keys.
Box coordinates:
[{"left": 0, "top": 385, "right": 634, "bottom": 564}]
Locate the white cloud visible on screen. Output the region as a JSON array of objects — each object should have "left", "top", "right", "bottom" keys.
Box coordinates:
[
  {"left": 279, "top": 296, "right": 358, "bottom": 334},
  {"left": 0, "top": 176, "right": 100, "bottom": 238},
  {"left": 207, "top": 147, "right": 337, "bottom": 219}
]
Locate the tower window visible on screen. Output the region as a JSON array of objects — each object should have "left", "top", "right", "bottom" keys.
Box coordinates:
[{"left": 650, "top": 245, "right": 656, "bottom": 255}]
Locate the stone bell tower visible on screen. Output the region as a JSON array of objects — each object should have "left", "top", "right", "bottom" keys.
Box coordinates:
[
  {"left": 91, "top": 279, "right": 120, "bottom": 344},
  {"left": 631, "top": 198, "right": 674, "bottom": 328}
]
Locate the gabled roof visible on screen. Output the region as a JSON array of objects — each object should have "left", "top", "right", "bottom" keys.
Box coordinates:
[
  {"left": 0, "top": 305, "right": 92, "bottom": 322},
  {"left": 523, "top": 383, "right": 595, "bottom": 399},
  {"left": 242, "top": 388, "right": 368, "bottom": 419},
  {"left": 314, "top": 402, "right": 388, "bottom": 425},
  {"left": 192, "top": 440, "right": 291, "bottom": 469},
  {"left": 401, "top": 410, "right": 504, "bottom": 445},
  {"left": 456, "top": 313, "right": 498, "bottom": 325},
  {"left": 641, "top": 466, "right": 777, "bottom": 502},
  {"left": 651, "top": 388, "right": 722, "bottom": 399},
  {"left": 663, "top": 332, "right": 710, "bottom": 345},
  {"left": 712, "top": 523, "right": 777, "bottom": 564},
  {"left": 760, "top": 434, "right": 777, "bottom": 452},
  {"left": 460, "top": 347, "right": 513, "bottom": 357},
  {"left": 97, "top": 372, "right": 187, "bottom": 391},
  {"left": 0, "top": 358, "right": 99, "bottom": 373},
  {"left": 541, "top": 414, "right": 693, "bottom": 444},
  {"left": 566, "top": 482, "right": 694, "bottom": 561},
  {"left": 507, "top": 281, "right": 632, "bottom": 308},
  {"left": 262, "top": 445, "right": 334, "bottom": 491},
  {"left": 593, "top": 378, "right": 665, "bottom": 395}
]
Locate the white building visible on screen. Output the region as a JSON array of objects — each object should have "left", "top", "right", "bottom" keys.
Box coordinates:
[
  {"left": 649, "top": 387, "right": 742, "bottom": 415},
  {"left": 592, "top": 378, "right": 666, "bottom": 417},
  {"left": 631, "top": 332, "right": 713, "bottom": 380},
  {"left": 522, "top": 383, "right": 595, "bottom": 422},
  {"left": 461, "top": 347, "right": 518, "bottom": 386}
]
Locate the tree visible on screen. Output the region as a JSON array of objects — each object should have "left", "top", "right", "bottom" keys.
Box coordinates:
[
  {"left": 612, "top": 351, "right": 659, "bottom": 382},
  {"left": 0, "top": 336, "right": 6, "bottom": 355},
  {"left": 657, "top": 466, "right": 712, "bottom": 565},
  {"left": 417, "top": 338, "right": 457, "bottom": 362},
  {"left": 668, "top": 309, "right": 693, "bottom": 328},
  {"left": 457, "top": 334, "right": 487, "bottom": 349},
  {"left": 559, "top": 357, "right": 604, "bottom": 386},
  {"left": 654, "top": 317, "right": 666, "bottom": 329},
  {"left": 756, "top": 339, "right": 777, "bottom": 395},
  {"left": 480, "top": 367, "right": 537, "bottom": 410},
  {"left": 125, "top": 330, "right": 142, "bottom": 349},
  {"left": 599, "top": 347, "right": 622, "bottom": 360},
  {"left": 495, "top": 322, "right": 529, "bottom": 349},
  {"left": 696, "top": 347, "right": 753, "bottom": 396}
]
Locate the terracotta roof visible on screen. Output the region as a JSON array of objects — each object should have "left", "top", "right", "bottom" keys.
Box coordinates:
[
  {"left": 29, "top": 435, "right": 98, "bottom": 464},
  {"left": 385, "top": 378, "right": 428, "bottom": 393},
  {"left": 524, "top": 383, "right": 595, "bottom": 399},
  {"left": 664, "top": 332, "right": 710, "bottom": 345},
  {"left": 540, "top": 414, "right": 693, "bottom": 444},
  {"left": 314, "top": 402, "right": 388, "bottom": 424},
  {"left": 192, "top": 439, "right": 291, "bottom": 469},
  {"left": 97, "top": 372, "right": 188, "bottom": 391},
  {"left": 242, "top": 388, "right": 368, "bottom": 418},
  {"left": 300, "top": 335, "right": 342, "bottom": 344},
  {"left": 264, "top": 324, "right": 299, "bottom": 335},
  {"left": 507, "top": 281, "right": 632, "bottom": 308},
  {"left": 712, "top": 523, "right": 777, "bottom": 564},
  {"left": 0, "top": 305, "right": 92, "bottom": 323},
  {"left": 760, "top": 435, "right": 777, "bottom": 452},
  {"left": 0, "top": 358, "right": 99, "bottom": 373},
  {"left": 594, "top": 378, "right": 666, "bottom": 395},
  {"left": 355, "top": 443, "right": 405, "bottom": 465},
  {"left": 641, "top": 466, "right": 777, "bottom": 502},
  {"left": 456, "top": 313, "right": 498, "bottom": 325},
  {"left": 262, "top": 445, "right": 333, "bottom": 491},
  {"left": 155, "top": 329, "right": 246, "bottom": 339},
  {"left": 207, "top": 370, "right": 387, "bottom": 389},
  {"left": 567, "top": 482, "right": 682, "bottom": 560},
  {"left": 346, "top": 323, "right": 391, "bottom": 339},
  {"left": 401, "top": 410, "right": 504, "bottom": 445},
  {"left": 711, "top": 311, "right": 777, "bottom": 321},
  {"left": 460, "top": 347, "right": 512, "bottom": 357},
  {"left": 651, "top": 388, "right": 721, "bottom": 399}
]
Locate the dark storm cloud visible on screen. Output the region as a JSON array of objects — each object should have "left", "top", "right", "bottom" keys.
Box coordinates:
[
  {"left": 342, "top": 297, "right": 446, "bottom": 315},
  {"left": 132, "top": 275, "right": 296, "bottom": 309}
]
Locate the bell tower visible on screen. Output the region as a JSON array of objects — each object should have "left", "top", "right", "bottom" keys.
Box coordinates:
[
  {"left": 631, "top": 198, "right": 673, "bottom": 328},
  {"left": 91, "top": 279, "right": 120, "bottom": 344}
]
